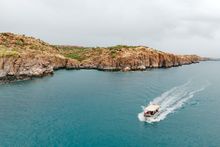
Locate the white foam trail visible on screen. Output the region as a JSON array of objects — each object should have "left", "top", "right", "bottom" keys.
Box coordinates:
[{"left": 138, "top": 81, "right": 209, "bottom": 123}]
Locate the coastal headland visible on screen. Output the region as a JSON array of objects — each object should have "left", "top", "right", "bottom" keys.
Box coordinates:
[{"left": 0, "top": 33, "right": 207, "bottom": 82}]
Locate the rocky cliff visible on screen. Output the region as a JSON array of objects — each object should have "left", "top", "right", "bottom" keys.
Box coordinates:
[{"left": 0, "top": 33, "right": 206, "bottom": 82}]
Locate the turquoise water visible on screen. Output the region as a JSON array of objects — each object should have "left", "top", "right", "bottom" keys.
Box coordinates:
[{"left": 0, "top": 62, "right": 220, "bottom": 147}]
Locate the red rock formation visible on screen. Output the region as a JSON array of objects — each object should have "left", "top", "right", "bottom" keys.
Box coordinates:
[{"left": 0, "top": 33, "right": 207, "bottom": 82}]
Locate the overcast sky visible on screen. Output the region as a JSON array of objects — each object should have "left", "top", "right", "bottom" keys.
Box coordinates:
[{"left": 0, "top": 0, "right": 220, "bottom": 57}]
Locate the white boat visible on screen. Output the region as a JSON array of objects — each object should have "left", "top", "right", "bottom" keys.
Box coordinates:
[{"left": 143, "top": 104, "right": 160, "bottom": 118}]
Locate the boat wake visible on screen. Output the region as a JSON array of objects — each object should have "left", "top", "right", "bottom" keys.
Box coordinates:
[{"left": 138, "top": 80, "right": 209, "bottom": 123}]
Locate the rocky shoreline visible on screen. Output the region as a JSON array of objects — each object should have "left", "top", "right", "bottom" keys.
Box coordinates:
[
  {"left": 0, "top": 52, "right": 205, "bottom": 83},
  {"left": 0, "top": 33, "right": 207, "bottom": 83}
]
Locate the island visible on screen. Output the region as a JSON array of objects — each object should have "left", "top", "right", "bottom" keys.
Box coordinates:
[{"left": 0, "top": 33, "right": 207, "bottom": 82}]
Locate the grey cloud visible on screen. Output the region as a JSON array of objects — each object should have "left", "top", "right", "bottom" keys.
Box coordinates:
[{"left": 0, "top": 0, "right": 220, "bottom": 57}]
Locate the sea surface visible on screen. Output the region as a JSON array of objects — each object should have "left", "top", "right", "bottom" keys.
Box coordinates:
[{"left": 0, "top": 61, "right": 220, "bottom": 147}]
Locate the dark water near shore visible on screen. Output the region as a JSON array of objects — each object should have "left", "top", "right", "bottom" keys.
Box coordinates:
[{"left": 0, "top": 61, "right": 220, "bottom": 147}]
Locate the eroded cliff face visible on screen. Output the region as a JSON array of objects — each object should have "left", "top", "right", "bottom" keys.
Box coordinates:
[
  {"left": 0, "top": 54, "right": 79, "bottom": 82},
  {"left": 0, "top": 33, "right": 206, "bottom": 82},
  {"left": 76, "top": 47, "right": 203, "bottom": 71}
]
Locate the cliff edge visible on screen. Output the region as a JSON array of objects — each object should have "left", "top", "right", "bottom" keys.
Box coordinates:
[{"left": 0, "top": 33, "right": 206, "bottom": 82}]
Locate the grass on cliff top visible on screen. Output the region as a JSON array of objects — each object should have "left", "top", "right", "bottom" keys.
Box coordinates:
[
  {"left": 57, "top": 45, "right": 142, "bottom": 60},
  {"left": 0, "top": 46, "right": 19, "bottom": 57},
  {"left": 107, "top": 45, "right": 139, "bottom": 50},
  {"left": 0, "top": 33, "right": 56, "bottom": 54},
  {"left": 64, "top": 53, "right": 86, "bottom": 61},
  {"left": 56, "top": 45, "right": 139, "bottom": 51},
  {"left": 56, "top": 46, "right": 91, "bottom": 61},
  {"left": 54, "top": 45, "right": 90, "bottom": 51}
]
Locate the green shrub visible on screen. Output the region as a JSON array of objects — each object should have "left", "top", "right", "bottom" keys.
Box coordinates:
[
  {"left": 15, "top": 40, "right": 24, "bottom": 46},
  {"left": 108, "top": 45, "right": 137, "bottom": 51},
  {"left": 110, "top": 50, "right": 117, "bottom": 58},
  {"left": 0, "top": 48, "right": 19, "bottom": 57}
]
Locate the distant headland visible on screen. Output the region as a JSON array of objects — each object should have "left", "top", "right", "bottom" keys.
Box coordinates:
[{"left": 0, "top": 32, "right": 208, "bottom": 82}]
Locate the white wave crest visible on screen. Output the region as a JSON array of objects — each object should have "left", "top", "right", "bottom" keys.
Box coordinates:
[{"left": 138, "top": 81, "right": 209, "bottom": 123}]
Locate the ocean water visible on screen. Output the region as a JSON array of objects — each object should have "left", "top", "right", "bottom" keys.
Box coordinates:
[{"left": 0, "top": 61, "right": 220, "bottom": 147}]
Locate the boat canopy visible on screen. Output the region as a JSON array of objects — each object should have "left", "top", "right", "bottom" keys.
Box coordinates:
[{"left": 145, "top": 104, "right": 160, "bottom": 112}]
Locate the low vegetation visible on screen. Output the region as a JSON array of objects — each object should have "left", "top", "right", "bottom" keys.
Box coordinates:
[
  {"left": 64, "top": 53, "right": 85, "bottom": 61},
  {"left": 107, "top": 45, "right": 139, "bottom": 50},
  {"left": 0, "top": 46, "right": 19, "bottom": 57}
]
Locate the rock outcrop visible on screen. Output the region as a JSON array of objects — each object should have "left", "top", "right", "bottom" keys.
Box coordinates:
[{"left": 0, "top": 33, "right": 207, "bottom": 82}]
